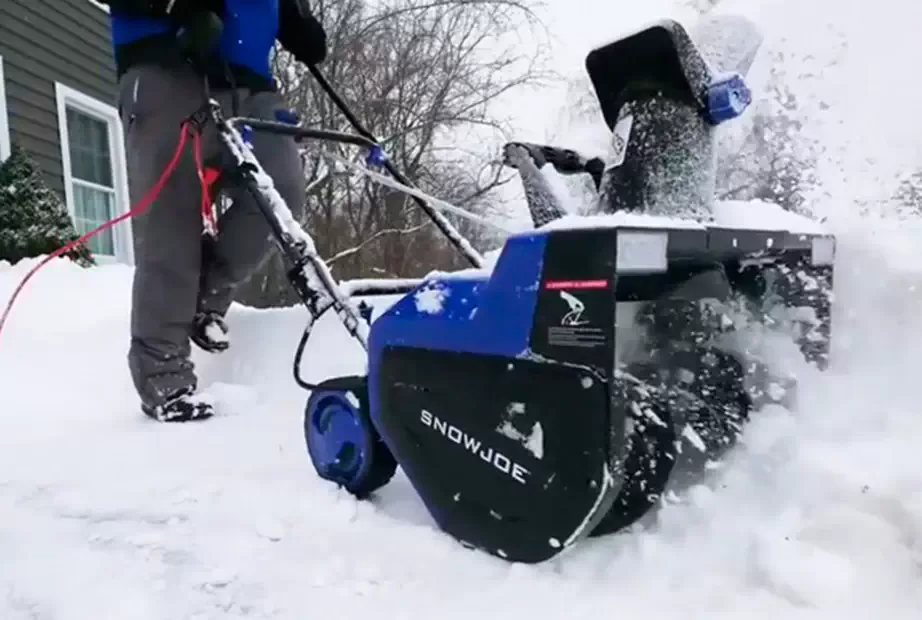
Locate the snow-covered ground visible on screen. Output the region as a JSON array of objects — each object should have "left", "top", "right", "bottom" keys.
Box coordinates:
[{"left": 1, "top": 208, "right": 922, "bottom": 619}]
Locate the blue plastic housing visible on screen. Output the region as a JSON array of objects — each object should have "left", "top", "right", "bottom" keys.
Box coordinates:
[
  {"left": 367, "top": 231, "right": 547, "bottom": 364},
  {"left": 365, "top": 229, "right": 548, "bottom": 525}
]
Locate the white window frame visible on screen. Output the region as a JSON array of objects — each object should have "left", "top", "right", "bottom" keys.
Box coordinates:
[
  {"left": 54, "top": 82, "right": 133, "bottom": 265},
  {"left": 0, "top": 55, "right": 11, "bottom": 162}
]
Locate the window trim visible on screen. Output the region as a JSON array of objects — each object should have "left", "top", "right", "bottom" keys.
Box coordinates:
[
  {"left": 0, "top": 55, "right": 11, "bottom": 162},
  {"left": 54, "top": 81, "right": 133, "bottom": 265}
]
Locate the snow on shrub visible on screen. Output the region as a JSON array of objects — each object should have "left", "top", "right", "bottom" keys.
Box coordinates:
[{"left": 0, "top": 143, "right": 94, "bottom": 267}]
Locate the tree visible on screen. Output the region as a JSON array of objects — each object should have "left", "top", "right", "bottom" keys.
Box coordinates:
[
  {"left": 0, "top": 143, "right": 94, "bottom": 267},
  {"left": 233, "top": 0, "right": 552, "bottom": 307}
]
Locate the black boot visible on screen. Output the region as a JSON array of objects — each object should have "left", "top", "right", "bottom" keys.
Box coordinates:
[
  {"left": 142, "top": 386, "right": 214, "bottom": 422},
  {"left": 191, "top": 310, "right": 230, "bottom": 353}
]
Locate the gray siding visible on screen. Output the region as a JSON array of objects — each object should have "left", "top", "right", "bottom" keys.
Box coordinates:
[{"left": 0, "top": 0, "right": 116, "bottom": 196}]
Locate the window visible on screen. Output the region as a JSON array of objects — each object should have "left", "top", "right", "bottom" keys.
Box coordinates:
[
  {"left": 0, "top": 55, "right": 10, "bottom": 162},
  {"left": 55, "top": 82, "right": 132, "bottom": 264},
  {"left": 65, "top": 108, "right": 117, "bottom": 255}
]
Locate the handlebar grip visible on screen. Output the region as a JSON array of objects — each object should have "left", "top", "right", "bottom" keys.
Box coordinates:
[{"left": 506, "top": 142, "right": 589, "bottom": 175}]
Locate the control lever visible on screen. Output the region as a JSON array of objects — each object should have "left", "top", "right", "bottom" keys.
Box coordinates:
[{"left": 502, "top": 142, "right": 606, "bottom": 190}]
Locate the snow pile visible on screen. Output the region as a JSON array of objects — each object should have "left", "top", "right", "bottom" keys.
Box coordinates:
[
  {"left": 712, "top": 199, "right": 827, "bottom": 235},
  {"left": 540, "top": 211, "right": 707, "bottom": 231}
]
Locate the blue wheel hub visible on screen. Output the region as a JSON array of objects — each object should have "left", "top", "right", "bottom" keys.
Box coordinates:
[
  {"left": 304, "top": 389, "right": 374, "bottom": 491},
  {"left": 302, "top": 376, "right": 399, "bottom": 498}
]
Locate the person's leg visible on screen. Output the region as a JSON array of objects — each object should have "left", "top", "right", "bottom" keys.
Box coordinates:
[
  {"left": 195, "top": 90, "right": 306, "bottom": 332},
  {"left": 118, "top": 64, "right": 214, "bottom": 420}
]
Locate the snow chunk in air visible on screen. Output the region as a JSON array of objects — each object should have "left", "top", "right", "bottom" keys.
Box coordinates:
[{"left": 414, "top": 282, "right": 450, "bottom": 315}]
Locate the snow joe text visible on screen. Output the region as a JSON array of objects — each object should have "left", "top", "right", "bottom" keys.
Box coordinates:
[{"left": 420, "top": 410, "right": 531, "bottom": 484}]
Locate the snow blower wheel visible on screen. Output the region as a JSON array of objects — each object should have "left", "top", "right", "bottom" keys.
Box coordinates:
[{"left": 304, "top": 376, "right": 398, "bottom": 498}]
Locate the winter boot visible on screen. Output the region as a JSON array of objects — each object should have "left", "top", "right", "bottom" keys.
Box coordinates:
[
  {"left": 191, "top": 310, "right": 230, "bottom": 353},
  {"left": 141, "top": 385, "right": 215, "bottom": 422}
]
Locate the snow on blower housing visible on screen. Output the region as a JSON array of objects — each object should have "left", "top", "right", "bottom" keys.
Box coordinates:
[{"left": 15, "top": 14, "right": 830, "bottom": 565}]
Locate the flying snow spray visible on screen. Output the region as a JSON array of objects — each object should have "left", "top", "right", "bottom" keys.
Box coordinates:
[{"left": 585, "top": 18, "right": 758, "bottom": 221}]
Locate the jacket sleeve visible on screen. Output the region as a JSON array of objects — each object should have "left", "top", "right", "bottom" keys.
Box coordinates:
[{"left": 277, "top": 0, "right": 328, "bottom": 65}]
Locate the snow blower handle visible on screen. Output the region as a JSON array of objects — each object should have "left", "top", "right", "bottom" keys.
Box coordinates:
[
  {"left": 305, "top": 64, "right": 485, "bottom": 269},
  {"left": 503, "top": 142, "right": 606, "bottom": 190}
]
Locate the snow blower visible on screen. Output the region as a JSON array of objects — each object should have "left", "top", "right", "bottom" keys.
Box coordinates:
[{"left": 183, "top": 16, "right": 835, "bottom": 564}]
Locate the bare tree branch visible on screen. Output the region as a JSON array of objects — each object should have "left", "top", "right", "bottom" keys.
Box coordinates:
[
  {"left": 234, "top": 0, "right": 550, "bottom": 307},
  {"left": 327, "top": 221, "right": 431, "bottom": 264}
]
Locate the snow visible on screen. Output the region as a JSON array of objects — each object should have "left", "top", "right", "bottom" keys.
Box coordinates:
[
  {"left": 205, "top": 321, "right": 229, "bottom": 345},
  {"left": 2, "top": 1, "right": 922, "bottom": 617},
  {"left": 540, "top": 212, "right": 708, "bottom": 232},
  {"left": 4, "top": 205, "right": 922, "bottom": 617},
  {"left": 681, "top": 424, "right": 708, "bottom": 453},
  {"left": 413, "top": 282, "right": 450, "bottom": 315},
  {"left": 2, "top": 206, "right": 922, "bottom": 618},
  {"left": 496, "top": 403, "right": 545, "bottom": 460},
  {"left": 713, "top": 199, "right": 828, "bottom": 235},
  {"left": 534, "top": 199, "right": 829, "bottom": 241}
]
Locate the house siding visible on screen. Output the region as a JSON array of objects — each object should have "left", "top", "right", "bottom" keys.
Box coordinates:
[{"left": 0, "top": 0, "right": 116, "bottom": 196}]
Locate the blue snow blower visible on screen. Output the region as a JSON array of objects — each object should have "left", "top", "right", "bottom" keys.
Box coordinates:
[{"left": 201, "top": 16, "right": 835, "bottom": 564}]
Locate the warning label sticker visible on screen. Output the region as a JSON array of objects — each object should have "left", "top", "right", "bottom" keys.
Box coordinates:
[
  {"left": 546, "top": 289, "right": 606, "bottom": 349},
  {"left": 544, "top": 279, "right": 608, "bottom": 290},
  {"left": 547, "top": 326, "right": 606, "bottom": 348}
]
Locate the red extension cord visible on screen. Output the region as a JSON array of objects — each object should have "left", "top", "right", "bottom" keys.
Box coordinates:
[{"left": 0, "top": 120, "right": 215, "bottom": 340}]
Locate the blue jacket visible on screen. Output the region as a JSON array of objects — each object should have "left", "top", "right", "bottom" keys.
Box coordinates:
[{"left": 103, "top": 0, "right": 326, "bottom": 91}]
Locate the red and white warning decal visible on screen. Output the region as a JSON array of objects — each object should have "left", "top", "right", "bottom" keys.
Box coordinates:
[{"left": 544, "top": 279, "right": 608, "bottom": 290}]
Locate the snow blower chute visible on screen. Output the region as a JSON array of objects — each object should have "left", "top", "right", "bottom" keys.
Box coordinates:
[{"left": 196, "top": 16, "right": 835, "bottom": 564}]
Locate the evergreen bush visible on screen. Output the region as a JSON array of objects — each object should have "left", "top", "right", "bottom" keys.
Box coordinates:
[{"left": 0, "top": 143, "right": 94, "bottom": 267}]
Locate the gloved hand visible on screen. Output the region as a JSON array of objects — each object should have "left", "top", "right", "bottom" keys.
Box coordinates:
[
  {"left": 502, "top": 142, "right": 547, "bottom": 169},
  {"left": 278, "top": 0, "right": 328, "bottom": 65}
]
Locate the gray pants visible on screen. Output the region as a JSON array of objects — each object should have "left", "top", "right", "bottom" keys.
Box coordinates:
[{"left": 117, "top": 65, "right": 305, "bottom": 408}]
